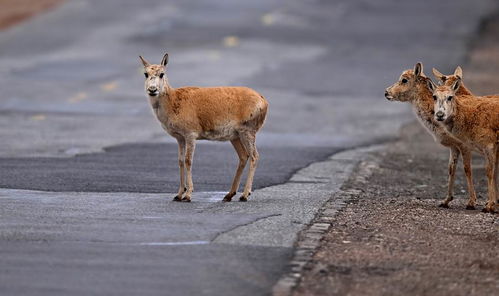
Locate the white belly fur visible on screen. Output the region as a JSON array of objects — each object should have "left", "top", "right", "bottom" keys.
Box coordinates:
[{"left": 198, "top": 123, "right": 238, "bottom": 141}]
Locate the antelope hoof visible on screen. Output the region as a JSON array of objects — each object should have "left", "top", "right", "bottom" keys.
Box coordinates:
[
  {"left": 182, "top": 196, "right": 191, "bottom": 202},
  {"left": 465, "top": 205, "right": 476, "bottom": 210},
  {"left": 223, "top": 192, "right": 236, "bottom": 202},
  {"left": 173, "top": 196, "right": 182, "bottom": 202},
  {"left": 481, "top": 207, "right": 496, "bottom": 214},
  {"left": 239, "top": 196, "right": 248, "bottom": 202},
  {"left": 438, "top": 203, "right": 450, "bottom": 209}
]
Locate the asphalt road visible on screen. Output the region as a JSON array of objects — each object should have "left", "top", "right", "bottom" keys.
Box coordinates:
[
  {"left": 0, "top": 0, "right": 496, "bottom": 295},
  {"left": 0, "top": 143, "right": 336, "bottom": 193}
]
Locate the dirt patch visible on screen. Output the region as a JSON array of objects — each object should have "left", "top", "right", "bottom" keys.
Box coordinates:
[
  {"left": 293, "top": 12, "right": 499, "bottom": 296},
  {"left": 0, "top": 0, "right": 63, "bottom": 30},
  {"left": 294, "top": 123, "right": 499, "bottom": 296}
]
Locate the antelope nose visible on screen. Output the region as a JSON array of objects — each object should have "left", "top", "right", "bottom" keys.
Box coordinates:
[
  {"left": 384, "top": 90, "right": 393, "bottom": 100},
  {"left": 436, "top": 111, "right": 445, "bottom": 120},
  {"left": 148, "top": 87, "right": 157, "bottom": 92}
]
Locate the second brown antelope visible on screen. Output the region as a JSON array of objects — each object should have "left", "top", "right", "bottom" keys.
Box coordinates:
[
  {"left": 139, "top": 53, "right": 268, "bottom": 202},
  {"left": 385, "top": 63, "right": 477, "bottom": 209},
  {"left": 433, "top": 66, "right": 499, "bottom": 100},
  {"left": 430, "top": 77, "right": 499, "bottom": 213},
  {"left": 432, "top": 66, "right": 474, "bottom": 96}
]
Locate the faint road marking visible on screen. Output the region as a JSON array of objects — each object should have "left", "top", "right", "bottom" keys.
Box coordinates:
[
  {"left": 261, "top": 13, "right": 274, "bottom": 26},
  {"left": 140, "top": 241, "right": 210, "bottom": 246},
  {"left": 68, "top": 92, "right": 87, "bottom": 103},
  {"left": 101, "top": 81, "right": 118, "bottom": 92},
  {"left": 223, "top": 36, "right": 239, "bottom": 48},
  {"left": 30, "top": 114, "right": 46, "bottom": 121}
]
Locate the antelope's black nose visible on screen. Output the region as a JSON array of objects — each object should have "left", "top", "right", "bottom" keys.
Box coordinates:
[
  {"left": 384, "top": 90, "right": 393, "bottom": 100},
  {"left": 436, "top": 111, "right": 445, "bottom": 121}
]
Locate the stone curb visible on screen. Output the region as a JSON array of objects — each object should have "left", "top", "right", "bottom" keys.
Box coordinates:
[{"left": 272, "top": 150, "right": 383, "bottom": 296}]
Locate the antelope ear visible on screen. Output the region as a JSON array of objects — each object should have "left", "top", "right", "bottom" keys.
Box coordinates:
[
  {"left": 161, "top": 52, "right": 169, "bottom": 66},
  {"left": 139, "top": 56, "right": 150, "bottom": 67},
  {"left": 427, "top": 78, "right": 437, "bottom": 93},
  {"left": 454, "top": 66, "right": 463, "bottom": 78},
  {"left": 414, "top": 62, "right": 423, "bottom": 77},
  {"left": 452, "top": 77, "right": 461, "bottom": 92},
  {"left": 432, "top": 68, "right": 444, "bottom": 80}
]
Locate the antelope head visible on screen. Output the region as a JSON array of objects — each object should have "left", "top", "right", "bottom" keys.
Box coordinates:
[
  {"left": 428, "top": 76, "right": 460, "bottom": 122},
  {"left": 432, "top": 66, "right": 463, "bottom": 86},
  {"left": 139, "top": 53, "right": 169, "bottom": 97},
  {"left": 385, "top": 62, "right": 425, "bottom": 102}
]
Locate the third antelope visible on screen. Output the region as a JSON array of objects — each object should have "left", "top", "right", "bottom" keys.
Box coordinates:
[
  {"left": 430, "top": 77, "right": 499, "bottom": 213},
  {"left": 385, "top": 63, "right": 477, "bottom": 209}
]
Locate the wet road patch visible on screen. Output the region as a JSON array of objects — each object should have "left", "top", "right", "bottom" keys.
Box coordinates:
[{"left": 0, "top": 142, "right": 337, "bottom": 193}]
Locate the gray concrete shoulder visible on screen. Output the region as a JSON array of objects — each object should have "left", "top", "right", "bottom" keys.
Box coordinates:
[{"left": 270, "top": 144, "right": 385, "bottom": 296}]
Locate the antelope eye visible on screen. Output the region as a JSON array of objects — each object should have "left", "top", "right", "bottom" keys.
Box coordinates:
[
  {"left": 433, "top": 95, "right": 437, "bottom": 101},
  {"left": 447, "top": 96, "right": 453, "bottom": 101},
  {"left": 401, "top": 78, "right": 408, "bottom": 84},
  {"left": 144, "top": 73, "right": 149, "bottom": 78},
  {"left": 159, "top": 73, "right": 164, "bottom": 78}
]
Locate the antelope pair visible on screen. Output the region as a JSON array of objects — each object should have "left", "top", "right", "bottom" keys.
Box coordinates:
[
  {"left": 139, "top": 53, "right": 268, "bottom": 203},
  {"left": 385, "top": 63, "right": 499, "bottom": 213}
]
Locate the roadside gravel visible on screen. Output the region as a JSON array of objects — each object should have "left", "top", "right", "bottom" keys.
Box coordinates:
[{"left": 293, "top": 12, "right": 499, "bottom": 296}]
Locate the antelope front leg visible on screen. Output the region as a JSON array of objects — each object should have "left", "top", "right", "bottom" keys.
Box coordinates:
[
  {"left": 182, "top": 138, "right": 196, "bottom": 202},
  {"left": 440, "top": 147, "right": 460, "bottom": 208},
  {"left": 460, "top": 147, "right": 477, "bottom": 210},
  {"left": 173, "top": 137, "right": 186, "bottom": 202},
  {"left": 483, "top": 146, "right": 497, "bottom": 213},
  {"left": 239, "top": 133, "right": 259, "bottom": 202},
  {"left": 223, "top": 138, "right": 249, "bottom": 202},
  {"left": 495, "top": 147, "right": 499, "bottom": 204}
]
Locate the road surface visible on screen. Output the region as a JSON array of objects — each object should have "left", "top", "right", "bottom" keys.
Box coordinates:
[{"left": 0, "top": 0, "right": 495, "bottom": 295}]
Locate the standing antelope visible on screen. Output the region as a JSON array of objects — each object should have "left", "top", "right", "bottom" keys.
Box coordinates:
[
  {"left": 139, "top": 53, "right": 268, "bottom": 202},
  {"left": 432, "top": 66, "right": 474, "bottom": 96},
  {"left": 433, "top": 66, "right": 499, "bottom": 100},
  {"left": 430, "top": 77, "right": 499, "bottom": 213},
  {"left": 385, "top": 63, "right": 478, "bottom": 209}
]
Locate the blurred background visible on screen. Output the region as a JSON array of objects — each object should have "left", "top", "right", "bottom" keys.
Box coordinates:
[
  {"left": 0, "top": 0, "right": 498, "bottom": 295},
  {"left": 1, "top": 0, "right": 495, "bottom": 159},
  {"left": 1, "top": 0, "right": 496, "bottom": 193}
]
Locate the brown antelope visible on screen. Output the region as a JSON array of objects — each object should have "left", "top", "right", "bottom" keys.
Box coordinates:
[
  {"left": 432, "top": 66, "right": 474, "bottom": 96},
  {"left": 433, "top": 67, "right": 499, "bottom": 206},
  {"left": 139, "top": 53, "right": 268, "bottom": 202},
  {"left": 433, "top": 66, "right": 499, "bottom": 100},
  {"left": 385, "top": 63, "right": 477, "bottom": 209},
  {"left": 430, "top": 77, "right": 499, "bottom": 213}
]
